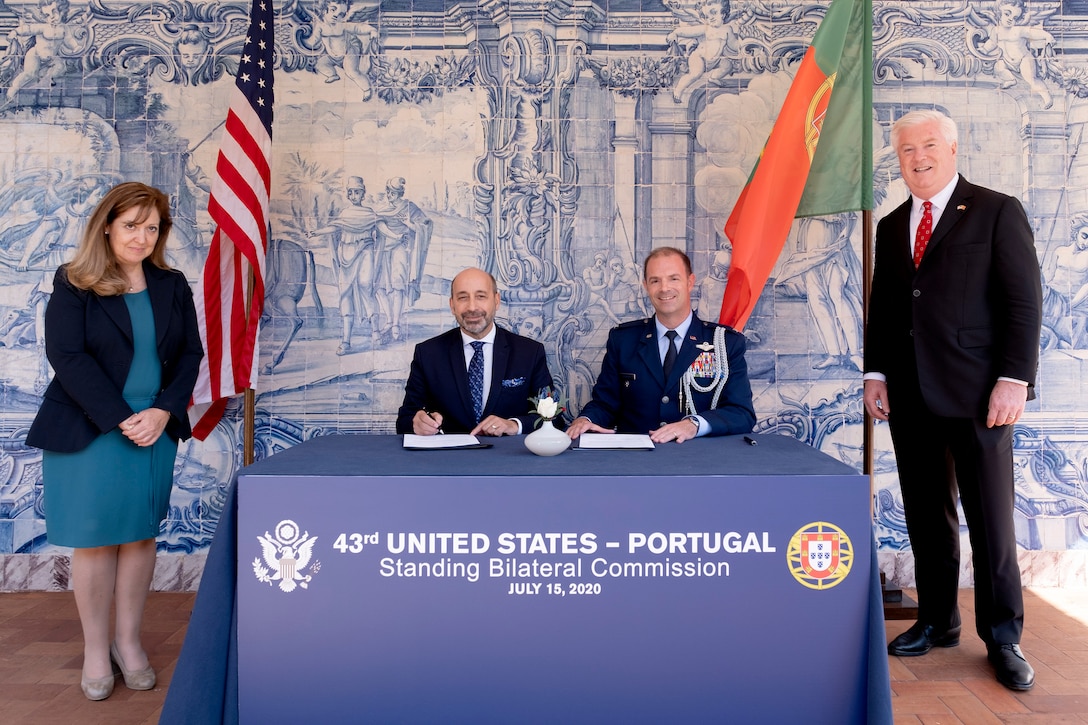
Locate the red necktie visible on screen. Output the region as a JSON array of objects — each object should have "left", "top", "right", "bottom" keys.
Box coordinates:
[{"left": 913, "top": 200, "right": 932, "bottom": 268}]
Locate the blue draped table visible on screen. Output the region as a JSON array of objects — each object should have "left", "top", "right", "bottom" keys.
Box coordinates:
[{"left": 161, "top": 433, "right": 892, "bottom": 724}]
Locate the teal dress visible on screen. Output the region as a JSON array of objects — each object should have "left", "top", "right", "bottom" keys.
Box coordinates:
[{"left": 42, "top": 290, "right": 178, "bottom": 548}]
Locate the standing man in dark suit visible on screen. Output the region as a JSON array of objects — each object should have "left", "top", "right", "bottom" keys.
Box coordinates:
[
  {"left": 864, "top": 110, "right": 1042, "bottom": 691},
  {"left": 396, "top": 267, "right": 553, "bottom": 436},
  {"left": 567, "top": 247, "right": 755, "bottom": 443}
]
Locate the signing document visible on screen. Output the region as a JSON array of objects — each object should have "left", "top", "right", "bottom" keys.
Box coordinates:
[
  {"left": 577, "top": 433, "right": 655, "bottom": 450},
  {"left": 403, "top": 434, "right": 483, "bottom": 449}
]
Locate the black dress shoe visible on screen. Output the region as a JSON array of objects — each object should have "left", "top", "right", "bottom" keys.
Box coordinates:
[
  {"left": 887, "top": 622, "right": 961, "bottom": 656},
  {"left": 988, "top": 643, "right": 1035, "bottom": 691}
]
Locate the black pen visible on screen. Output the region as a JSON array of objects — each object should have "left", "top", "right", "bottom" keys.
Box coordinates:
[
  {"left": 424, "top": 409, "right": 444, "bottom": 434},
  {"left": 743, "top": 436, "right": 757, "bottom": 446}
]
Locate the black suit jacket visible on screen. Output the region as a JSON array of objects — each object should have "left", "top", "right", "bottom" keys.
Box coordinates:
[
  {"left": 26, "top": 262, "right": 204, "bottom": 452},
  {"left": 578, "top": 314, "right": 755, "bottom": 435},
  {"left": 866, "top": 175, "right": 1042, "bottom": 417},
  {"left": 396, "top": 325, "right": 553, "bottom": 433}
]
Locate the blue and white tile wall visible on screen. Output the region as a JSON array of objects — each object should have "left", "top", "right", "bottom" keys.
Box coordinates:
[{"left": 0, "top": 0, "right": 1086, "bottom": 591}]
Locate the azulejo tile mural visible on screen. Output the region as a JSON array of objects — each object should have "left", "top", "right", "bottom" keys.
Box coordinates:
[{"left": 0, "top": 0, "right": 1086, "bottom": 590}]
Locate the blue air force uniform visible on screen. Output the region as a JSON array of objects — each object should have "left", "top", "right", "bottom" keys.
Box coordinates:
[{"left": 578, "top": 313, "right": 755, "bottom": 435}]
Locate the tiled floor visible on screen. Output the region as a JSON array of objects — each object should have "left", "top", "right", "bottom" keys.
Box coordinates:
[
  {"left": 0, "top": 591, "right": 194, "bottom": 725},
  {"left": 0, "top": 588, "right": 1085, "bottom": 723},
  {"left": 888, "top": 588, "right": 1088, "bottom": 724}
]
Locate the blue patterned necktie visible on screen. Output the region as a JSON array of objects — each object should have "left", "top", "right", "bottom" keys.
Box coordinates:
[
  {"left": 663, "top": 330, "right": 679, "bottom": 379},
  {"left": 469, "top": 340, "right": 485, "bottom": 422}
]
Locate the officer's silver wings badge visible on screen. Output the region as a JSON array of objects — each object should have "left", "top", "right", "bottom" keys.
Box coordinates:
[{"left": 253, "top": 519, "right": 321, "bottom": 593}]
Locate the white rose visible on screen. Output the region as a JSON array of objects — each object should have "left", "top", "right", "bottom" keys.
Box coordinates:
[{"left": 537, "top": 397, "right": 558, "bottom": 419}]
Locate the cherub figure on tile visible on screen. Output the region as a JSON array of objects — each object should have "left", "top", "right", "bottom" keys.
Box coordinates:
[
  {"left": 2, "top": 0, "right": 89, "bottom": 105},
  {"left": 301, "top": 0, "right": 379, "bottom": 101},
  {"left": 666, "top": 0, "right": 738, "bottom": 103},
  {"left": 980, "top": 0, "right": 1056, "bottom": 109}
]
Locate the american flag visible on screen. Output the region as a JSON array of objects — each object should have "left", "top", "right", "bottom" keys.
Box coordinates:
[{"left": 189, "top": 0, "right": 274, "bottom": 440}]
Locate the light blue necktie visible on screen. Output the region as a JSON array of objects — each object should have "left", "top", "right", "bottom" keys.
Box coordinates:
[{"left": 469, "top": 341, "right": 485, "bottom": 422}]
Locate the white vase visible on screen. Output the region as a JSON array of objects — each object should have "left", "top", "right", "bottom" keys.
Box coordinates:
[{"left": 524, "top": 420, "right": 571, "bottom": 456}]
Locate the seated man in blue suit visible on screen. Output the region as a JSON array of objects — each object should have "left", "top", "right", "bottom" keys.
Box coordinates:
[
  {"left": 396, "top": 267, "right": 553, "bottom": 436},
  {"left": 567, "top": 247, "right": 755, "bottom": 444}
]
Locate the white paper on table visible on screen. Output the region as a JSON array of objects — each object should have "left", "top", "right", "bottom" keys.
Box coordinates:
[
  {"left": 576, "top": 433, "right": 655, "bottom": 450},
  {"left": 403, "top": 434, "right": 483, "bottom": 449}
]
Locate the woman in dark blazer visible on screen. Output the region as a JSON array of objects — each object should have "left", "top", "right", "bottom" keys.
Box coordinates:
[{"left": 26, "top": 182, "right": 203, "bottom": 701}]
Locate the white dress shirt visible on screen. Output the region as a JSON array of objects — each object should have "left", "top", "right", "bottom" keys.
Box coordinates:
[
  {"left": 655, "top": 311, "right": 708, "bottom": 437},
  {"left": 459, "top": 326, "right": 523, "bottom": 432},
  {"left": 460, "top": 326, "right": 497, "bottom": 410}
]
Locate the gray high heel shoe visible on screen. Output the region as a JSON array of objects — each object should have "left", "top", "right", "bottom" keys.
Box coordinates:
[
  {"left": 110, "top": 642, "right": 156, "bottom": 690},
  {"left": 80, "top": 669, "right": 116, "bottom": 701}
]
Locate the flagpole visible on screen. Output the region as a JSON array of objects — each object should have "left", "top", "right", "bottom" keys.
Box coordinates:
[
  {"left": 244, "top": 389, "right": 255, "bottom": 465},
  {"left": 862, "top": 206, "right": 916, "bottom": 617},
  {"left": 862, "top": 208, "right": 873, "bottom": 478},
  {"left": 245, "top": 270, "right": 256, "bottom": 466}
]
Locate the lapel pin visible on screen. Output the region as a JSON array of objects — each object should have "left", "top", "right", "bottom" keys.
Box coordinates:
[{"left": 957, "top": 204, "right": 967, "bottom": 211}]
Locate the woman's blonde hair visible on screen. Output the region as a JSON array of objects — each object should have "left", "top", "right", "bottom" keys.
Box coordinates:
[{"left": 65, "top": 182, "right": 174, "bottom": 296}]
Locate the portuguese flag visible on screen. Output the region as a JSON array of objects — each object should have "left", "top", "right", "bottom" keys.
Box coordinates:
[{"left": 719, "top": 0, "right": 872, "bottom": 330}]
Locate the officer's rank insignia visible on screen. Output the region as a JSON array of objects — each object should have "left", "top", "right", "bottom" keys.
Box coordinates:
[{"left": 689, "top": 351, "right": 715, "bottom": 377}]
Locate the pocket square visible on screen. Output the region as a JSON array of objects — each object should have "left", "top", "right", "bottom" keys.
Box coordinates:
[{"left": 502, "top": 377, "right": 526, "bottom": 388}]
